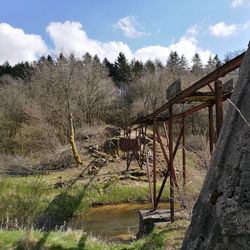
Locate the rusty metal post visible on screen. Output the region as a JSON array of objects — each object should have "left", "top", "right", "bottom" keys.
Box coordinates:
[
  {"left": 215, "top": 80, "right": 223, "bottom": 138},
  {"left": 153, "top": 120, "right": 157, "bottom": 210},
  {"left": 155, "top": 124, "right": 170, "bottom": 208},
  {"left": 155, "top": 127, "right": 170, "bottom": 165},
  {"left": 208, "top": 104, "right": 214, "bottom": 153},
  {"left": 169, "top": 105, "right": 175, "bottom": 222},
  {"left": 146, "top": 149, "right": 154, "bottom": 208},
  {"left": 163, "top": 122, "right": 169, "bottom": 147},
  {"left": 142, "top": 125, "right": 147, "bottom": 157},
  {"left": 156, "top": 170, "right": 169, "bottom": 207},
  {"left": 182, "top": 115, "right": 186, "bottom": 189},
  {"left": 126, "top": 127, "right": 132, "bottom": 170},
  {"left": 138, "top": 127, "right": 142, "bottom": 168},
  {"left": 173, "top": 125, "right": 184, "bottom": 160}
]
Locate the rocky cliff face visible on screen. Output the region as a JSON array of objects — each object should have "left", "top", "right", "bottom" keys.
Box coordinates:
[{"left": 182, "top": 43, "right": 250, "bottom": 250}]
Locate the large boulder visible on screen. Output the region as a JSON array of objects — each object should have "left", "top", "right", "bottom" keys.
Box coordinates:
[{"left": 182, "top": 43, "right": 250, "bottom": 249}]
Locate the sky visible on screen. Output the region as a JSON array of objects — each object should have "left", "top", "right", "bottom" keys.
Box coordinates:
[{"left": 0, "top": 0, "right": 250, "bottom": 65}]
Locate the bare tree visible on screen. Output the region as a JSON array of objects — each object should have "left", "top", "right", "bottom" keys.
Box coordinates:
[{"left": 30, "top": 54, "right": 117, "bottom": 165}]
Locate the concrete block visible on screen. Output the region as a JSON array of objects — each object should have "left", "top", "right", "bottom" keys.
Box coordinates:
[
  {"left": 166, "top": 79, "right": 182, "bottom": 100},
  {"left": 138, "top": 209, "right": 171, "bottom": 237}
]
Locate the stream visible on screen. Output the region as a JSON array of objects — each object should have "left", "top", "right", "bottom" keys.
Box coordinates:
[{"left": 70, "top": 203, "right": 167, "bottom": 242}]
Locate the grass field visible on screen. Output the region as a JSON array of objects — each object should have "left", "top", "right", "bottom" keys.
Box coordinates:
[{"left": 0, "top": 220, "right": 189, "bottom": 250}]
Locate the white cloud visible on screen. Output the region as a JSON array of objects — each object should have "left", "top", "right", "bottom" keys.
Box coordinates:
[
  {"left": 47, "top": 21, "right": 133, "bottom": 61},
  {"left": 47, "top": 21, "right": 211, "bottom": 64},
  {"left": 0, "top": 23, "right": 48, "bottom": 65},
  {"left": 187, "top": 24, "right": 201, "bottom": 36},
  {"left": 134, "top": 36, "right": 212, "bottom": 64},
  {"left": 0, "top": 21, "right": 213, "bottom": 66},
  {"left": 231, "top": 0, "right": 250, "bottom": 7},
  {"left": 114, "top": 16, "right": 147, "bottom": 38},
  {"left": 231, "top": 0, "right": 244, "bottom": 7},
  {"left": 209, "top": 21, "right": 250, "bottom": 37}
]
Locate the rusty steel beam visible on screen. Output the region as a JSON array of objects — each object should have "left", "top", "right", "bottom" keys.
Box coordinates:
[
  {"left": 149, "top": 102, "right": 213, "bottom": 124},
  {"left": 159, "top": 123, "right": 179, "bottom": 189},
  {"left": 126, "top": 127, "right": 132, "bottom": 170},
  {"left": 131, "top": 52, "right": 244, "bottom": 125},
  {"left": 182, "top": 115, "right": 186, "bottom": 189},
  {"left": 155, "top": 120, "right": 182, "bottom": 208},
  {"left": 153, "top": 121, "right": 157, "bottom": 210},
  {"left": 155, "top": 125, "right": 179, "bottom": 190},
  {"left": 183, "top": 102, "right": 211, "bottom": 117},
  {"left": 215, "top": 80, "right": 224, "bottom": 138},
  {"left": 142, "top": 125, "right": 147, "bottom": 157},
  {"left": 169, "top": 106, "right": 175, "bottom": 222},
  {"left": 156, "top": 170, "right": 169, "bottom": 208},
  {"left": 208, "top": 83, "right": 215, "bottom": 92},
  {"left": 163, "top": 122, "right": 169, "bottom": 147},
  {"left": 155, "top": 123, "right": 170, "bottom": 209},
  {"left": 173, "top": 126, "right": 184, "bottom": 160},
  {"left": 208, "top": 104, "right": 214, "bottom": 153},
  {"left": 145, "top": 146, "right": 154, "bottom": 208},
  {"left": 138, "top": 128, "right": 142, "bottom": 168},
  {"left": 155, "top": 127, "right": 170, "bottom": 165},
  {"left": 134, "top": 91, "right": 231, "bottom": 126}
]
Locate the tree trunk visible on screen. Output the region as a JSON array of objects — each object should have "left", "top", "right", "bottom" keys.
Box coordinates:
[{"left": 68, "top": 113, "right": 83, "bottom": 166}]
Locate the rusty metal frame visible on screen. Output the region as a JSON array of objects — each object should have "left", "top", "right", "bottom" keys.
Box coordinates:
[
  {"left": 215, "top": 80, "right": 224, "bottom": 137},
  {"left": 126, "top": 51, "right": 245, "bottom": 222},
  {"left": 152, "top": 120, "right": 157, "bottom": 210},
  {"left": 208, "top": 104, "right": 214, "bottom": 153},
  {"left": 132, "top": 52, "right": 244, "bottom": 125}
]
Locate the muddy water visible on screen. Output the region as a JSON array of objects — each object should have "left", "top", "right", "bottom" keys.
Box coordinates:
[{"left": 70, "top": 203, "right": 167, "bottom": 242}]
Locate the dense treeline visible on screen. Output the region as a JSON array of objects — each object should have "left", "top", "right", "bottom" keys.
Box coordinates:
[{"left": 0, "top": 50, "right": 239, "bottom": 156}]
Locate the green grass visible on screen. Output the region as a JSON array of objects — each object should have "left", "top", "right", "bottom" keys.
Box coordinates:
[
  {"left": 0, "top": 160, "right": 196, "bottom": 249},
  {"left": 0, "top": 220, "right": 189, "bottom": 250},
  {"left": 0, "top": 173, "right": 170, "bottom": 228}
]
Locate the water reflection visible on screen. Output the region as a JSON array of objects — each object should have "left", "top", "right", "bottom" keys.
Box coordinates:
[{"left": 70, "top": 203, "right": 167, "bottom": 242}]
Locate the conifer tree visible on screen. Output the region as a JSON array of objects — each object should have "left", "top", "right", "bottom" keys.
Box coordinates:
[
  {"left": 131, "top": 59, "right": 144, "bottom": 78},
  {"left": 144, "top": 59, "right": 156, "bottom": 73},
  {"left": 191, "top": 53, "right": 203, "bottom": 74},
  {"left": 166, "top": 51, "right": 181, "bottom": 70},
  {"left": 206, "top": 54, "right": 222, "bottom": 72},
  {"left": 103, "top": 58, "right": 115, "bottom": 78},
  {"left": 179, "top": 54, "right": 188, "bottom": 70},
  {"left": 113, "top": 53, "right": 132, "bottom": 108},
  {"left": 114, "top": 52, "right": 131, "bottom": 86}
]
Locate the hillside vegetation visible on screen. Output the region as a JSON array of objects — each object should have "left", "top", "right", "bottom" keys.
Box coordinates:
[{"left": 0, "top": 51, "right": 237, "bottom": 249}]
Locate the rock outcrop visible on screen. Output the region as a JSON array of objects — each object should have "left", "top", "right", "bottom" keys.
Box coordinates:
[{"left": 182, "top": 43, "right": 250, "bottom": 249}]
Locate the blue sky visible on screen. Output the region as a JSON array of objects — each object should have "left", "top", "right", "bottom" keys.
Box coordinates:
[{"left": 0, "top": 0, "right": 249, "bottom": 64}]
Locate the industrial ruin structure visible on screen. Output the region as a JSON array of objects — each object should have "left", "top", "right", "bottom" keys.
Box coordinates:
[{"left": 122, "top": 50, "right": 246, "bottom": 227}]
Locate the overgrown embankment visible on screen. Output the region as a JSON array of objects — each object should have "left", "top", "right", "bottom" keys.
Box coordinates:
[
  {"left": 0, "top": 170, "right": 171, "bottom": 230},
  {"left": 0, "top": 124, "right": 207, "bottom": 249}
]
